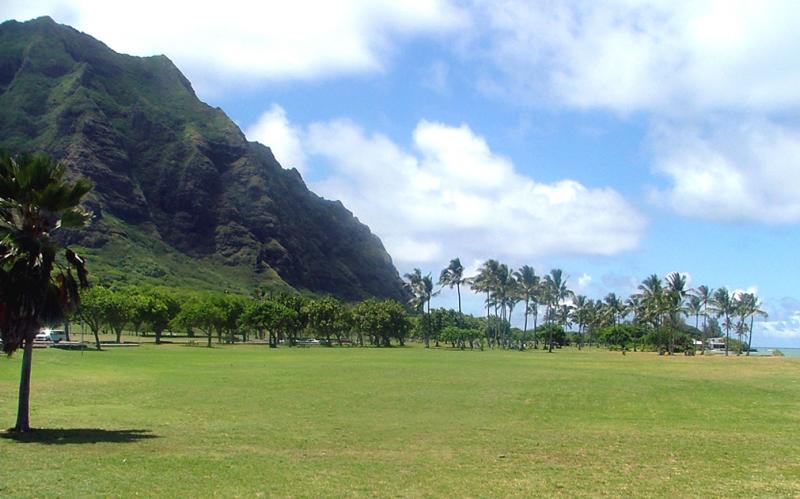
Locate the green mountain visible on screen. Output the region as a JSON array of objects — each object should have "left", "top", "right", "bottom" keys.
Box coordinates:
[{"left": 0, "top": 16, "right": 407, "bottom": 301}]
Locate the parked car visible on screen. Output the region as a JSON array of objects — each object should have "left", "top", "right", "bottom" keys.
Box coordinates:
[{"left": 35, "top": 328, "right": 66, "bottom": 343}]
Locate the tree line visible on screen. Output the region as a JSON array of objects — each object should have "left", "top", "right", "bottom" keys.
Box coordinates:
[
  {"left": 406, "top": 258, "right": 768, "bottom": 356},
  {"left": 71, "top": 259, "right": 769, "bottom": 358}
]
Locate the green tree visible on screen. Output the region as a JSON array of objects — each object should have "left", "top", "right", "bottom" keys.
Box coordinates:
[
  {"left": 600, "top": 325, "right": 632, "bottom": 353},
  {"left": 352, "top": 299, "right": 409, "bottom": 347},
  {"left": 173, "top": 294, "right": 225, "bottom": 347},
  {"left": 240, "top": 299, "right": 297, "bottom": 348},
  {"left": 76, "top": 286, "right": 113, "bottom": 350},
  {"left": 104, "top": 289, "right": 132, "bottom": 343},
  {"left": 0, "top": 152, "right": 91, "bottom": 432},
  {"left": 140, "top": 288, "right": 180, "bottom": 345},
  {"left": 272, "top": 293, "right": 308, "bottom": 346},
  {"left": 211, "top": 293, "right": 247, "bottom": 344},
  {"left": 305, "top": 296, "right": 351, "bottom": 345}
]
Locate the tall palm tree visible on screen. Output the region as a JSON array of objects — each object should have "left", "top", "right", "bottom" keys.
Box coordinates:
[
  {"left": 603, "top": 293, "right": 624, "bottom": 326},
  {"left": 0, "top": 153, "right": 91, "bottom": 432},
  {"left": 638, "top": 274, "right": 664, "bottom": 328},
  {"left": 625, "top": 295, "right": 643, "bottom": 326},
  {"left": 735, "top": 292, "right": 768, "bottom": 356},
  {"left": 404, "top": 268, "right": 438, "bottom": 347},
  {"left": 665, "top": 272, "right": 689, "bottom": 354},
  {"left": 470, "top": 259, "right": 499, "bottom": 347},
  {"left": 544, "top": 269, "right": 573, "bottom": 352},
  {"left": 692, "top": 285, "right": 713, "bottom": 354},
  {"left": 514, "top": 265, "right": 540, "bottom": 344},
  {"left": 438, "top": 257, "right": 465, "bottom": 315},
  {"left": 693, "top": 285, "right": 713, "bottom": 329},
  {"left": 572, "top": 295, "right": 589, "bottom": 349},
  {"left": 404, "top": 268, "right": 425, "bottom": 312},
  {"left": 710, "top": 288, "right": 735, "bottom": 357}
]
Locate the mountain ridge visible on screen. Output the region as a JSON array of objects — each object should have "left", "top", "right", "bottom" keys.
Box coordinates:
[{"left": 0, "top": 16, "right": 407, "bottom": 301}]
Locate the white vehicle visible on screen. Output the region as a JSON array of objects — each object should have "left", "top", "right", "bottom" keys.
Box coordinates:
[{"left": 35, "top": 328, "right": 66, "bottom": 343}]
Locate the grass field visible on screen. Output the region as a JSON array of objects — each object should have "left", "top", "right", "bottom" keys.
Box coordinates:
[{"left": 1, "top": 344, "right": 799, "bottom": 497}]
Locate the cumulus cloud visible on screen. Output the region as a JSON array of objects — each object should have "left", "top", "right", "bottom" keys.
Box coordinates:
[
  {"left": 245, "top": 104, "right": 307, "bottom": 174},
  {"left": 758, "top": 298, "right": 800, "bottom": 344},
  {"left": 304, "top": 119, "right": 645, "bottom": 264},
  {"left": 651, "top": 120, "right": 800, "bottom": 224},
  {"left": 471, "top": 0, "right": 800, "bottom": 114},
  {"left": 3, "top": 0, "right": 467, "bottom": 85}
]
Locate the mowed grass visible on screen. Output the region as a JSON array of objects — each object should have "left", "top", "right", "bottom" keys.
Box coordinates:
[{"left": 1, "top": 345, "right": 799, "bottom": 497}]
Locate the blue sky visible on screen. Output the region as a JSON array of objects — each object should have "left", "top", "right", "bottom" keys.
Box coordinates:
[{"left": 4, "top": 1, "right": 800, "bottom": 346}]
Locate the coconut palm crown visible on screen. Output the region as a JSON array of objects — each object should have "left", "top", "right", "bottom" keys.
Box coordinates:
[{"left": 0, "top": 152, "right": 91, "bottom": 431}]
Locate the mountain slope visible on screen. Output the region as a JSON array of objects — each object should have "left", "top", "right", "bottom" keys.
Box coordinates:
[{"left": 0, "top": 17, "right": 407, "bottom": 301}]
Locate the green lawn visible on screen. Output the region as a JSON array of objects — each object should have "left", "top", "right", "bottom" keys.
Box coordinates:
[{"left": 1, "top": 345, "right": 799, "bottom": 497}]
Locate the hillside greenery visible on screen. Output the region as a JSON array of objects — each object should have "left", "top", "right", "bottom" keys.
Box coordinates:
[{"left": 0, "top": 17, "right": 406, "bottom": 301}]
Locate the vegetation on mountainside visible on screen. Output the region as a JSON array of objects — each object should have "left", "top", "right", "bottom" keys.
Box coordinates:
[{"left": 0, "top": 17, "right": 406, "bottom": 301}]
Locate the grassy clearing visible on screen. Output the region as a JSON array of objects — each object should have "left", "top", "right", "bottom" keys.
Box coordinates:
[{"left": 1, "top": 345, "right": 799, "bottom": 497}]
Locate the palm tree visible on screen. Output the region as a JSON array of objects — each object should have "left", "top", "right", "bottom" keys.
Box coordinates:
[
  {"left": 404, "top": 268, "right": 438, "bottom": 347},
  {"left": 404, "top": 268, "right": 425, "bottom": 312},
  {"left": 692, "top": 285, "right": 713, "bottom": 353},
  {"left": 544, "top": 269, "right": 572, "bottom": 352},
  {"left": 514, "top": 265, "right": 540, "bottom": 345},
  {"left": 0, "top": 153, "right": 91, "bottom": 432},
  {"left": 438, "top": 257, "right": 465, "bottom": 315},
  {"left": 470, "top": 259, "right": 500, "bottom": 347},
  {"left": 638, "top": 274, "right": 664, "bottom": 328},
  {"left": 493, "top": 263, "right": 516, "bottom": 347},
  {"left": 710, "top": 288, "right": 735, "bottom": 357},
  {"left": 665, "top": 272, "right": 689, "bottom": 354},
  {"left": 735, "top": 292, "right": 768, "bottom": 356},
  {"left": 603, "top": 293, "right": 624, "bottom": 326},
  {"left": 572, "top": 295, "right": 589, "bottom": 349}
]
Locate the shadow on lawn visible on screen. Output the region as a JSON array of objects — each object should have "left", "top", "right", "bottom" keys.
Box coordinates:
[{"left": 1, "top": 428, "right": 158, "bottom": 444}]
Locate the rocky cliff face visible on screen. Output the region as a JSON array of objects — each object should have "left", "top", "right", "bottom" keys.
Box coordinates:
[{"left": 0, "top": 17, "right": 407, "bottom": 301}]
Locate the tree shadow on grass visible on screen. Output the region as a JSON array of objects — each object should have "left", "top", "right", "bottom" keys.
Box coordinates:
[{"left": 1, "top": 428, "right": 158, "bottom": 445}]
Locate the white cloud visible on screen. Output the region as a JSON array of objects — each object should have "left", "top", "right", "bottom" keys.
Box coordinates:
[
  {"left": 758, "top": 298, "right": 800, "bottom": 344},
  {"left": 3, "top": 0, "right": 467, "bottom": 86},
  {"left": 576, "top": 273, "right": 593, "bottom": 292},
  {"left": 651, "top": 120, "right": 800, "bottom": 223},
  {"left": 304, "top": 118, "right": 645, "bottom": 264},
  {"left": 245, "top": 105, "right": 307, "bottom": 174},
  {"left": 471, "top": 0, "right": 800, "bottom": 114}
]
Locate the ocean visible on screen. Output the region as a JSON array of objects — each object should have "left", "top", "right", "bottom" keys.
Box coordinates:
[{"left": 752, "top": 347, "right": 800, "bottom": 358}]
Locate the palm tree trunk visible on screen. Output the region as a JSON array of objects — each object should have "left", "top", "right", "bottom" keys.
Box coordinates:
[
  {"left": 456, "top": 283, "right": 462, "bottom": 315},
  {"left": 747, "top": 315, "right": 754, "bottom": 356},
  {"left": 523, "top": 299, "right": 529, "bottom": 334},
  {"left": 725, "top": 315, "right": 730, "bottom": 357},
  {"left": 485, "top": 291, "right": 491, "bottom": 348},
  {"left": 14, "top": 336, "right": 34, "bottom": 432}
]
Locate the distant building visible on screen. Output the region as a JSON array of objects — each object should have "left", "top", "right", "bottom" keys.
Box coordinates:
[{"left": 707, "top": 337, "right": 726, "bottom": 350}]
